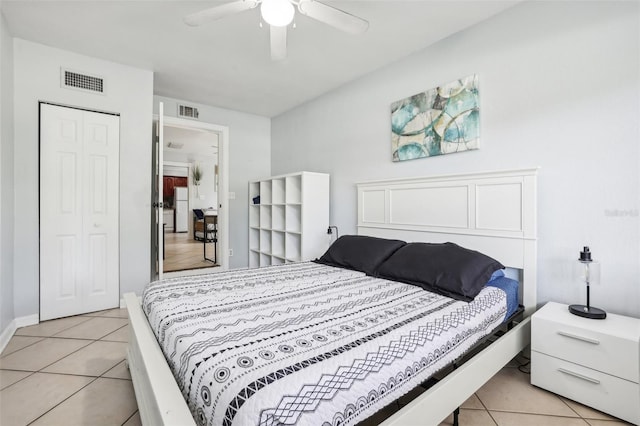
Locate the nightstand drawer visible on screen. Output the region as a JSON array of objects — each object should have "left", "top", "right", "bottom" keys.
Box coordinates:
[
  {"left": 531, "top": 351, "right": 639, "bottom": 424},
  {"left": 532, "top": 315, "right": 639, "bottom": 382}
]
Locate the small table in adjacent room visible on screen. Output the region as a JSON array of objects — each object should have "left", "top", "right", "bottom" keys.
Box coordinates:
[
  {"left": 193, "top": 209, "right": 217, "bottom": 264},
  {"left": 202, "top": 215, "right": 217, "bottom": 264},
  {"left": 531, "top": 301, "right": 640, "bottom": 424}
]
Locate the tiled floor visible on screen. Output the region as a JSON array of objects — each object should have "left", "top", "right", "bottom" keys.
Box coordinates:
[
  {"left": 0, "top": 310, "right": 632, "bottom": 426},
  {"left": 0, "top": 308, "right": 138, "bottom": 426},
  {"left": 163, "top": 231, "right": 219, "bottom": 272}
]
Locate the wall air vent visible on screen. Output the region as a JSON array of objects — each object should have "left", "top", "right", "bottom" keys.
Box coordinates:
[
  {"left": 178, "top": 104, "right": 199, "bottom": 120},
  {"left": 61, "top": 68, "right": 105, "bottom": 94}
]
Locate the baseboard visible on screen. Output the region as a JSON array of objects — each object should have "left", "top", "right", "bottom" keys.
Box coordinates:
[
  {"left": 120, "top": 295, "right": 142, "bottom": 308},
  {"left": 15, "top": 314, "right": 39, "bottom": 328},
  {"left": 0, "top": 314, "right": 39, "bottom": 354},
  {"left": 0, "top": 321, "right": 17, "bottom": 355}
]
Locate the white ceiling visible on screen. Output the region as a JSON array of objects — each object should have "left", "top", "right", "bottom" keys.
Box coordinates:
[
  {"left": 164, "top": 125, "right": 219, "bottom": 158},
  {"left": 1, "top": 1, "right": 520, "bottom": 117}
]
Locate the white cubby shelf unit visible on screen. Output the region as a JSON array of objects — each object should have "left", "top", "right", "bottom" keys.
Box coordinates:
[{"left": 248, "top": 172, "right": 330, "bottom": 268}]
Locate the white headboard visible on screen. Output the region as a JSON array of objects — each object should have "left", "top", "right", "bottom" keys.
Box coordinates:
[{"left": 357, "top": 168, "right": 538, "bottom": 316}]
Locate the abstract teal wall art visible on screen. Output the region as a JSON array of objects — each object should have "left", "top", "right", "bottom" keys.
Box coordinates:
[{"left": 391, "top": 74, "right": 479, "bottom": 162}]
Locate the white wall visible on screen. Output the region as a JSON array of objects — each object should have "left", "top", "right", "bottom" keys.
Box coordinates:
[
  {"left": 189, "top": 159, "right": 218, "bottom": 211},
  {"left": 154, "top": 96, "right": 271, "bottom": 269},
  {"left": 13, "top": 39, "right": 154, "bottom": 317},
  {"left": 272, "top": 2, "right": 640, "bottom": 317},
  {"left": 0, "top": 10, "right": 14, "bottom": 331}
]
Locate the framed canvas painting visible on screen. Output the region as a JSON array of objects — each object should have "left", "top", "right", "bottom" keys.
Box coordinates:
[{"left": 391, "top": 74, "right": 479, "bottom": 162}]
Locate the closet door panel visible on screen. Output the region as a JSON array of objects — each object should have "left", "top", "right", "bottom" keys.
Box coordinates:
[
  {"left": 40, "top": 104, "right": 120, "bottom": 320},
  {"left": 40, "top": 105, "right": 84, "bottom": 319},
  {"left": 82, "top": 111, "right": 120, "bottom": 313}
]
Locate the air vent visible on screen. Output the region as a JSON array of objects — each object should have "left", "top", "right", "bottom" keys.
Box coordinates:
[
  {"left": 61, "top": 68, "right": 105, "bottom": 94},
  {"left": 178, "top": 104, "right": 199, "bottom": 119}
]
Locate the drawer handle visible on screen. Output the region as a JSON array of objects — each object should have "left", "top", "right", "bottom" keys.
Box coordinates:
[
  {"left": 557, "top": 368, "right": 601, "bottom": 385},
  {"left": 557, "top": 331, "right": 600, "bottom": 345}
]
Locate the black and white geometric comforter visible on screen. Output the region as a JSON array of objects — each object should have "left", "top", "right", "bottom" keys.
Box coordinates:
[{"left": 142, "top": 262, "right": 507, "bottom": 426}]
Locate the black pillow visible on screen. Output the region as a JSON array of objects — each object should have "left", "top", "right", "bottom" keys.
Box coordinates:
[
  {"left": 377, "top": 242, "right": 504, "bottom": 301},
  {"left": 315, "top": 235, "right": 406, "bottom": 276}
]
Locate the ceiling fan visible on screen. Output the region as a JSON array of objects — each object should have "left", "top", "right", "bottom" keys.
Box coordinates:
[{"left": 184, "top": 0, "right": 369, "bottom": 61}]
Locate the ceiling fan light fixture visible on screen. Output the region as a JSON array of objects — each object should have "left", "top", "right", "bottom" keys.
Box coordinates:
[{"left": 261, "top": 0, "right": 294, "bottom": 27}]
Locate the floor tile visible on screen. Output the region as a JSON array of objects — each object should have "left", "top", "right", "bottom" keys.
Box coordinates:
[
  {"left": 439, "top": 408, "right": 497, "bottom": 426},
  {"left": 83, "top": 308, "right": 129, "bottom": 319},
  {"left": 0, "top": 370, "right": 32, "bottom": 390},
  {"left": 42, "top": 341, "right": 128, "bottom": 376},
  {"left": 476, "top": 368, "right": 577, "bottom": 417},
  {"left": 29, "top": 377, "right": 138, "bottom": 426},
  {"left": 54, "top": 317, "right": 128, "bottom": 340},
  {"left": 0, "top": 337, "right": 92, "bottom": 371},
  {"left": 100, "top": 324, "right": 129, "bottom": 342},
  {"left": 0, "top": 372, "right": 93, "bottom": 425},
  {"left": 102, "top": 360, "right": 131, "bottom": 380},
  {"left": 490, "top": 411, "right": 589, "bottom": 425},
  {"left": 0, "top": 335, "right": 44, "bottom": 357},
  {"left": 123, "top": 411, "right": 142, "bottom": 426},
  {"left": 462, "top": 393, "right": 485, "bottom": 410},
  {"left": 561, "top": 397, "right": 623, "bottom": 421},
  {"left": 14, "top": 316, "right": 92, "bottom": 337}
]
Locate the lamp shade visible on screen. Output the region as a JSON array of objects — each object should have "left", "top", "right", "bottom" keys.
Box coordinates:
[
  {"left": 261, "top": 0, "right": 294, "bottom": 27},
  {"left": 574, "top": 258, "right": 600, "bottom": 286}
]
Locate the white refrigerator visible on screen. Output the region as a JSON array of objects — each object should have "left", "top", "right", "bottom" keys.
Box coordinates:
[{"left": 174, "top": 187, "right": 188, "bottom": 233}]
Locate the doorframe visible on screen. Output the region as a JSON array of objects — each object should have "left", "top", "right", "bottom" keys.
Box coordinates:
[{"left": 153, "top": 115, "right": 230, "bottom": 275}]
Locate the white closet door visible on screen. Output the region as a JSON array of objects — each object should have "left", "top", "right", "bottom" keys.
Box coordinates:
[{"left": 40, "top": 104, "right": 120, "bottom": 320}]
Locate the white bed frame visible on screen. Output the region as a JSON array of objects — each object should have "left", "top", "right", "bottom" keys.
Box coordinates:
[
  {"left": 357, "top": 168, "right": 538, "bottom": 425},
  {"left": 125, "top": 167, "right": 538, "bottom": 426}
]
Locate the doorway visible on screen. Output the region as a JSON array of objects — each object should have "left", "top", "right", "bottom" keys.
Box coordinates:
[
  {"left": 163, "top": 126, "right": 219, "bottom": 273},
  {"left": 152, "top": 108, "right": 229, "bottom": 280}
]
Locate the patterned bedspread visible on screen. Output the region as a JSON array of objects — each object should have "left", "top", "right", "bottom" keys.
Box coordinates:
[{"left": 143, "top": 262, "right": 507, "bottom": 426}]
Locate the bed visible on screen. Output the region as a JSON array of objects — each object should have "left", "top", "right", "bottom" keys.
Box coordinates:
[{"left": 125, "top": 168, "right": 538, "bottom": 426}]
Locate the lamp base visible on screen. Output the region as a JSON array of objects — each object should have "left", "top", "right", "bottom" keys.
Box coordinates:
[{"left": 568, "top": 304, "right": 607, "bottom": 319}]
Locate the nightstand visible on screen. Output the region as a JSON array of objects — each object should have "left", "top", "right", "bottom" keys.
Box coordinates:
[{"left": 531, "top": 302, "right": 640, "bottom": 424}]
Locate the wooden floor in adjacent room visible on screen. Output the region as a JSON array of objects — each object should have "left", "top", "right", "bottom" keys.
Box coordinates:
[{"left": 163, "top": 231, "right": 218, "bottom": 273}]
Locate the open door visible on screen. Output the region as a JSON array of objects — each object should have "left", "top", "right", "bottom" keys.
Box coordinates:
[
  {"left": 151, "top": 109, "right": 230, "bottom": 278},
  {"left": 154, "top": 102, "right": 164, "bottom": 280}
]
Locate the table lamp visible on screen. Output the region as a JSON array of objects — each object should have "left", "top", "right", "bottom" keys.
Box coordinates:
[{"left": 569, "top": 246, "right": 606, "bottom": 319}]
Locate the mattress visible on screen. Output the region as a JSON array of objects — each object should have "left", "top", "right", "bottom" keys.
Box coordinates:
[{"left": 143, "top": 262, "right": 510, "bottom": 426}]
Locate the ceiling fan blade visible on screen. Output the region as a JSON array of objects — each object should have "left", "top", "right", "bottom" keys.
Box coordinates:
[
  {"left": 297, "top": 0, "right": 368, "bottom": 34},
  {"left": 270, "top": 25, "right": 287, "bottom": 61},
  {"left": 184, "top": 0, "right": 259, "bottom": 26}
]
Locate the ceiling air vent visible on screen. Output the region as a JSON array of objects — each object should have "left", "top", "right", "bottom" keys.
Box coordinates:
[
  {"left": 61, "top": 68, "right": 105, "bottom": 94},
  {"left": 178, "top": 104, "right": 199, "bottom": 120}
]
